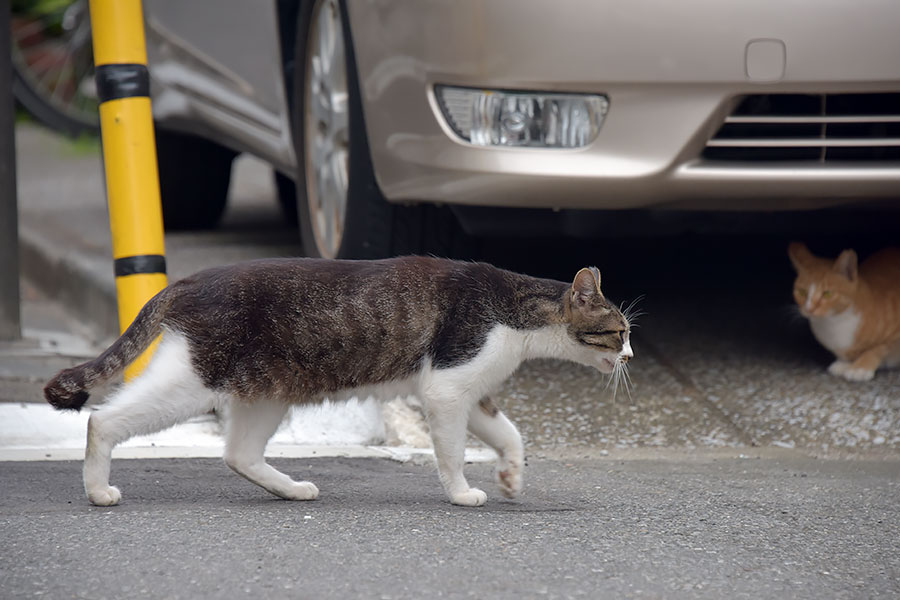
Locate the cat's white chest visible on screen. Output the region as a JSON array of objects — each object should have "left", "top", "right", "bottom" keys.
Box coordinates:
[{"left": 808, "top": 309, "right": 861, "bottom": 356}]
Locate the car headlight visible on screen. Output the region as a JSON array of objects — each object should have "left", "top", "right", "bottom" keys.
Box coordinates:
[{"left": 436, "top": 85, "right": 608, "bottom": 149}]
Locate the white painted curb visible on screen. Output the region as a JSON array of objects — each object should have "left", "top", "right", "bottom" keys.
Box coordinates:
[{"left": 0, "top": 403, "right": 497, "bottom": 463}]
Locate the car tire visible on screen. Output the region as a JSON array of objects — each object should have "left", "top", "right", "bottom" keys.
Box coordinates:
[
  {"left": 156, "top": 129, "right": 237, "bottom": 230},
  {"left": 292, "top": 0, "right": 464, "bottom": 259},
  {"left": 273, "top": 170, "right": 299, "bottom": 227}
]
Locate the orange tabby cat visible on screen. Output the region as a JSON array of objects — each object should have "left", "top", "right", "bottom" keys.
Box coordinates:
[{"left": 788, "top": 243, "right": 900, "bottom": 381}]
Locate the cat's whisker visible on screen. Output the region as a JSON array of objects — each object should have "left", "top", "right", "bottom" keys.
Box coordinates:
[
  {"left": 624, "top": 311, "right": 647, "bottom": 324},
  {"left": 603, "top": 367, "right": 616, "bottom": 394},
  {"left": 621, "top": 296, "right": 646, "bottom": 321},
  {"left": 604, "top": 362, "right": 621, "bottom": 402},
  {"left": 621, "top": 297, "right": 648, "bottom": 331},
  {"left": 780, "top": 303, "right": 809, "bottom": 326},
  {"left": 622, "top": 366, "right": 632, "bottom": 398},
  {"left": 611, "top": 368, "right": 621, "bottom": 403},
  {"left": 622, "top": 294, "right": 646, "bottom": 311},
  {"left": 624, "top": 300, "right": 646, "bottom": 313},
  {"left": 622, "top": 364, "right": 635, "bottom": 400},
  {"left": 607, "top": 357, "right": 636, "bottom": 403}
]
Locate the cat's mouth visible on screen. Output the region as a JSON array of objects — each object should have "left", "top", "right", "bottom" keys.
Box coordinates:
[{"left": 599, "top": 358, "right": 616, "bottom": 373}]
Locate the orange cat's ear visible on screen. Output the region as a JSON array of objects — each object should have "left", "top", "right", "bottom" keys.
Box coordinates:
[
  {"left": 833, "top": 249, "right": 858, "bottom": 282},
  {"left": 788, "top": 242, "right": 815, "bottom": 272}
]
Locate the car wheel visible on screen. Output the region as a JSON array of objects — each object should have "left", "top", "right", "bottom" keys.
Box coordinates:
[
  {"left": 156, "top": 129, "right": 237, "bottom": 230},
  {"left": 293, "top": 0, "right": 464, "bottom": 259},
  {"left": 293, "top": 0, "right": 379, "bottom": 258}
]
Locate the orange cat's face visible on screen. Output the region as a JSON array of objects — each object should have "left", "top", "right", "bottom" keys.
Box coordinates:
[{"left": 788, "top": 242, "right": 858, "bottom": 317}]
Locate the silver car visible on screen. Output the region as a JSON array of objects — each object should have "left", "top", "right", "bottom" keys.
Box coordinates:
[{"left": 13, "top": 0, "right": 900, "bottom": 258}]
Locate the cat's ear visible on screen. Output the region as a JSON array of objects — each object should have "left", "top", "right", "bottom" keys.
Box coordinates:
[
  {"left": 788, "top": 242, "right": 815, "bottom": 272},
  {"left": 571, "top": 267, "right": 602, "bottom": 308},
  {"left": 833, "top": 249, "right": 858, "bottom": 282}
]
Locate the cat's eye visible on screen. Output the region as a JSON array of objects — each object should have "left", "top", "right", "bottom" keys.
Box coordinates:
[
  {"left": 617, "top": 331, "right": 624, "bottom": 342},
  {"left": 795, "top": 287, "right": 807, "bottom": 298},
  {"left": 822, "top": 290, "right": 833, "bottom": 298}
]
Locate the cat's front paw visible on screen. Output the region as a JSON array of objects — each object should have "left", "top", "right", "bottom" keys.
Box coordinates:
[
  {"left": 829, "top": 360, "right": 875, "bottom": 382},
  {"left": 841, "top": 367, "right": 875, "bottom": 382},
  {"left": 450, "top": 487, "right": 487, "bottom": 507},
  {"left": 87, "top": 485, "right": 121, "bottom": 506},
  {"left": 497, "top": 460, "right": 523, "bottom": 499},
  {"left": 828, "top": 360, "right": 851, "bottom": 377}
]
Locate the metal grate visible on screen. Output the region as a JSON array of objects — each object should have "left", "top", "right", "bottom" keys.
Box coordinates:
[{"left": 703, "top": 93, "right": 900, "bottom": 161}]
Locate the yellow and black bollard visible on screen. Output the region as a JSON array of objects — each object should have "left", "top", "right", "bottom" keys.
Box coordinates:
[{"left": 90, "top": 0, "right": 167, "bottom": 378}]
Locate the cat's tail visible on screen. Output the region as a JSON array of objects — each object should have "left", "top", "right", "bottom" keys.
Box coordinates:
[{"left": 44, "top": 287, "right": 175, "bottom": 411}]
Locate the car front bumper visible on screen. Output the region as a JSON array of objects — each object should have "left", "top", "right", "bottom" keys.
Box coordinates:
[{"left": 347, "top": 0, "right": 900, "bottom": 211}]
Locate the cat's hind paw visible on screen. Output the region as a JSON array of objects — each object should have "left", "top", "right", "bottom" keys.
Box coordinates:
[
  {"left": 497, "top": 461, "right": 523, "bottom": 499},
  {"left": 282, "top": 481, "right": 319, "bottom": 501},
  {"left": 450, "top": 487, "right": 487, "bottom": 507},
  {"left": 829, "top": 360, "right": 875, "bottom": 382},
  {"left": 87, "top": 485, "right": 121, "bottom": 507}
]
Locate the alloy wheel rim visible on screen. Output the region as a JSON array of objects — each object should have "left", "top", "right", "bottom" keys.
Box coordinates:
[{"left": 304, "top": 0, "right": 349, "bottom": 259}]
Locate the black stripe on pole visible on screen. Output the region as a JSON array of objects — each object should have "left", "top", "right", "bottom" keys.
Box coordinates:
[
  {"left": 114, "top": 255, "right": 167, "bottom": 277},
  {"left": 95, "top": 64, "right": 150, "bottom": 103}
]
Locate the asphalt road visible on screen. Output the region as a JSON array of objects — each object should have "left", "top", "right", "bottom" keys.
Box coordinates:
[{"left": 2, "top": 453, "right": 898, "bottom": 600}]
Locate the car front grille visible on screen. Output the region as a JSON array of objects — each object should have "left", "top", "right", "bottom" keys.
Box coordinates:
[{"left": 703, "top": 93, "right": 900, "bottom": 161}]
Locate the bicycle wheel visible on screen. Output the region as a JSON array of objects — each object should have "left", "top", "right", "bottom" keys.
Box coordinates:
[{"left": 11, "top": 0, "right": 98, "bottom": 137}]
